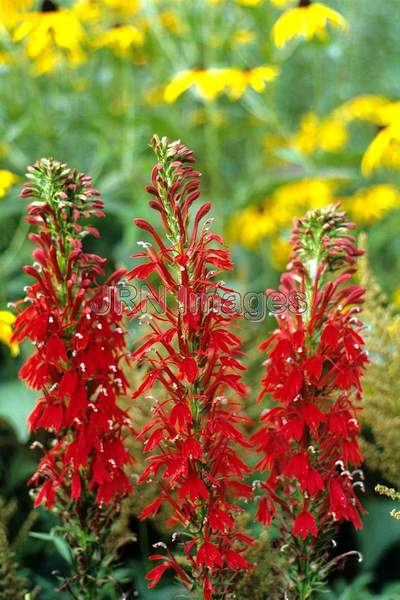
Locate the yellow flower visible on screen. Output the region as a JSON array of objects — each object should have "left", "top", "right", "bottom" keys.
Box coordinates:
[
  {"left": 164, "top": 66, "right": 279, "bottom": 103},
  {"left": 13, "top": 6, "right": 85, "bottom": 74},
  {"left": 0, "top": 0, "right": 33, "bottom": 28},
  {"left": 94, "top": 24, "right": 144, "bottom": 55},
  {"left": 394, "top": 288, "right": 400, "bottom": 311},
  {"left": 72, "top": 0, "right": 101, "bottom": 23},
  {"left": 100, "top": 0, "right": 140, "bottom": 16},
  {"left": 228, "top": 178, "right": 337, "bottom": 247},
  {"left": 0, "top": 169, "right": 18, "bottom": 198},
  {"left": 0, "top": 310, "right": 19, "bottom": 357},
  {"left": 272, "top": 2, "right": 348, "bottom": 49},
  {"left": 270, "top": 237, "right": 291, "bottom": 269},
  {"left": 164, "top": 69, "right": 227, "bottom": 103},
  {"left": 0, "top": 50, "right": 10, "bottom": 65},
  {"left": 159, "top": 10, "right": 184, "bottom": 35},
  {"left": 342, "top": 184, "right": 400, "bottom": 224},
  {"left": 271, "top": 0, "right": 296, "bottom": 6},
  {"left": 334, "top": 95, "right": 391, "bottom": 124},
  {"left": 232, "top": 29, "right": 256, "bottom": 45},
  {"left": 225, "top": 65, "right": 279, "bottom": 99},
  {"left": 235, "top": 0, "right": 263, "bottom": 5},
  {"left": 290, "top": 112, "right": 348, "bottom": 155},
  {"left": 361, "top": 123, "right": 400, "bottom": 176}
]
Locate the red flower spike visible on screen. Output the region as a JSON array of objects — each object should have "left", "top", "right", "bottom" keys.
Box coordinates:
[
  {"left": 254, "top": 204, "right": 367, "bottom": 595},
  {"left": 13, "top": 158, "right": 133, "bottom": 510},
  {"left": 129, "top": 136, "right": 252, "bottom": 596}
]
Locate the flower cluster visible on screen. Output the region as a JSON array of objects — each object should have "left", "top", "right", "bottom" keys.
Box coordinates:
[
  {"left": 253, "top": 204, "right": 367, "bottom": 597},
  {"left": 128, "top": 136, "right": 253, "bottom": 599},
  {"left": 11, "top": 158, "right": 132, "bottom": 509}
]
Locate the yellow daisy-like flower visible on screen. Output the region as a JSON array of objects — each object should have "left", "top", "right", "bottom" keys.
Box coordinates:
[
  {"left": 342, "top": 184, "right": 400, "bottom": 224},
  {"left": 361, "top": 122, "right": 400, "bottom": 176},
  {"left": 228, "top": 178, "right": 337, "bottom": 247},
  {"left": 0, "top": 169, "right": 18, "bottom": 198},
  {"left": 290, "top": 112, "right": 348, "bottom": 155},
  {"left": 94, "top": 24, "right": 144, "bottom": 55},
  {"left": 0, "top": 0, "right": 33, "bottom": 28},
  {"left": 13, "top": 4, "right": 85, "bottom": 74},
  {"left": 0, "top": 310, "right": 19, "bottom": 357},
  {"left": 272, "top": 2, "right": 348, "bottom": 49},
  {"left": 164, "top": 65, "right": 278, "bottom": 103}
]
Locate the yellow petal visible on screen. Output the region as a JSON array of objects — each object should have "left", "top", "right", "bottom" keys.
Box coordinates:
[
  {"left": 0, "top": 311, "right": 19, "bottom": 356},
  {"left": 0, "top": 170, "right": 18, "bottom": 198},
  {"left": 361, "top": 125, "right": 400, "bottom": 176},
  {"left": 164, "top": 70, "right": 196, "bottom": 103}
]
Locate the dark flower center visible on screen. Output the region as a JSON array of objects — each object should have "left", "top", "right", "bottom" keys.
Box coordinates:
[
  {"left": 41, "top": 0, "right": 58, "bottom": 12},
  {"left": 299, "top": 0, "right": 311, "bottom": 6}
]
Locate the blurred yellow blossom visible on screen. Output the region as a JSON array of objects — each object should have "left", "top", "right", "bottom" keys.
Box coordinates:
[
  {"left": 159, "top": 10, "right": 184, "bottom": 34},
  {"left": 0, "top": 310, "right": 19, "bottom": 356},
  {"left": 0, "top": 51, "right": 9, "bottom": 65},
  {"left": 235, "top": 0, "right": 263, "bottom": 5},
  {"left": 334, "top": 95, "right": 391, "bottom": 124},
  {"left": 361, "top": 123, "right": 400, "bottom": 176},
  {"left": 94, "top": 24, "right": 144, "bottom": 55},
  {"left": 272, "top": 2, "right": 348, "bottom": 49},
  {"left": 164, "top": 69, "right": 227, "bottom": 102},
  {"left": 232, "top": 29, "right": 256, "bottom": 45},
  {"left": 72, "top": 0, "right": 101, "bottom": 23},
  {"left": 0, "top": 169, "right": 18, "bottom": 198},
  {"left": 331, "top": 95, "right": 400, "bottom": 175},
  {"left": 271, "top": 0, "right": 296, "bottom": 6},
  {"left": 290, "top": 112, "right": 348, "bottom": 155},
  {"left": 394, "top": 288, "right": 400, "bottom": 311},
  {"left": 270, "top": 236, "right": 291, "bottom": 269},
  {"left": 226, "top": 65, "right": 279, "bottom": 98},
  {"left": 100, "top": 0, "right": 140, "bottom": 16},
  {"left": 228, "top": 178, "right": 336, "bottom": 247},
  {"left": 164, "top": 66, "right": 278, "bottom": 103},
  {"left": 13, "top": 4, "right": 85, "bottom": 74},
  {"left": 342, "top": 184, "right": 400, "bottom": 223},
  {"left": 0, "top": 0, "right": 33, "bottom": 28}
]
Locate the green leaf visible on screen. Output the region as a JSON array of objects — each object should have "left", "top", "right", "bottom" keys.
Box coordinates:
[{"left": 30, "top": 529, "right": 72, "bottom": 565}]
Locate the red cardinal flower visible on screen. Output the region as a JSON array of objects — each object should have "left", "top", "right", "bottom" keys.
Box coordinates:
[
  {"left": 12, "top": 158, "right": 133, "bottom": 510},
  {"left": 293, "top": 511, "right": 318, "bottom": 540},
  {"left": 254, "top": 205, "right": 367, "bottom": 596},
  {"left": 129, "top": 137, "right": 252, "bottom": 596}
]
